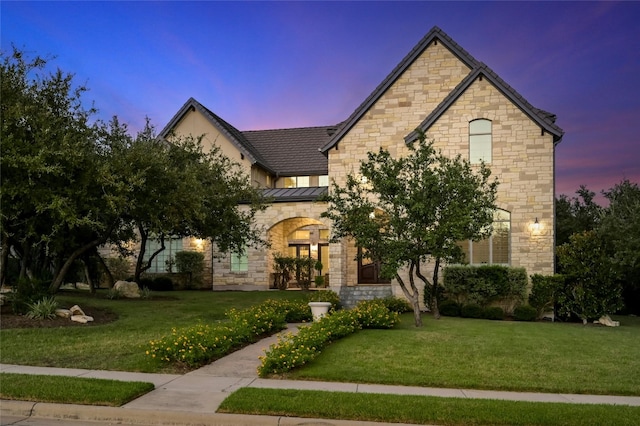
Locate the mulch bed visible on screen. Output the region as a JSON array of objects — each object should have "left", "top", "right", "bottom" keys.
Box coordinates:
[{"left": 0, "top": 304, "right": 118, "bottom": 329}]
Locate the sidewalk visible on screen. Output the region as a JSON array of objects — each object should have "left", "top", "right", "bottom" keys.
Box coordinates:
[{"left": 2, "top": 324, "right": 639, "bottom": 426}]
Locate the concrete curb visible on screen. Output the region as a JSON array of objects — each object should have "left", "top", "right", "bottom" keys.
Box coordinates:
[{"left": 0, "top": 400, "right": 412, "bottom": 426}]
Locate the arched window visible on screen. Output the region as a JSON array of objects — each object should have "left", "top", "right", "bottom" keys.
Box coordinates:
[
  {"left": 469, "top": 119, "right": 492, "bottom": 163},
  {"left": 458, "top": 209, "right": 510, "bottom": 265}
]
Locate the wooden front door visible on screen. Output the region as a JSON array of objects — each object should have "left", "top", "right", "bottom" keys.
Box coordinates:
[{"left": 357, "top": 247, "right": 390, "bottom": 284}]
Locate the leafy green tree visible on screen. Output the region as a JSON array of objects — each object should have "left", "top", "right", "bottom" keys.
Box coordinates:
[
  {"left": 599, "top": 179, "right": 640, "bottom": 314},
  {"left": 322, "top": 135, "right": 498, "bottom": 326},
  {"left": 555, "top": 186, "right": 602, "bottom": 247},
  {"left": 1, "top": 47, "right": 124, "bottom": 291},
  {"left": 556, "top": 231, "right": 623, "bottom": 324}
]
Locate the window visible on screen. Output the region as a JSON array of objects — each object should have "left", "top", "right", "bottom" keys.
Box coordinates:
[
  {"left": 458, "top": 209, "right": 510, "bottom": 265},
  {"left": 144, "top": 237, "right": 183, "bottom": 273},
  {"left": 230, "top": 247, "right": 248, "bottom": 272},
  {"left": 318, "top": 175, "right": 329, "bottom": 186},
  {"left": 469, "top": 119, "right": 492, "bottom": 163},
  {"left": 283, "top": 176, "right": 310, "bottom": 188}
]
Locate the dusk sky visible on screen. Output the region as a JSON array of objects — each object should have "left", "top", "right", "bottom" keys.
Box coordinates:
[{"left": 2, "top": 1, "right": 639, "bottom": 201}]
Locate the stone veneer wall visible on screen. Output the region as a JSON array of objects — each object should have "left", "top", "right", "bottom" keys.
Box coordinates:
[
  {"left": 209, "top": 201, "right": 331, "bottom": 288},
  {"left": 326, "top": 39, "right": 556, "bottom": 305}
]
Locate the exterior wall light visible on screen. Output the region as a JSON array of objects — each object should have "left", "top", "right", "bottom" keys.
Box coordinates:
[{"left": 531, "top": 217, "right": 541, "bottom": 234}]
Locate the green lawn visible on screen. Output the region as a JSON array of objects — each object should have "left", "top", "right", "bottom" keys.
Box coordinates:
[
  {"left": 0, "top": 373, "right": 154, "bottom": 406},
  {"left": 219, "top": 388, "right": 640, "bottom": 426},
  {"left": 284, "top": 313, "right": 640, "bottom": 396},
  {"left": 0, "top": 289, "right": 307, "bottom": 373}
]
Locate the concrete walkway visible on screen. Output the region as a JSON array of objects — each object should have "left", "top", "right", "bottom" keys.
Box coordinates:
[{"left": 2, "top": 324, "right": 639, "bottom": 426}]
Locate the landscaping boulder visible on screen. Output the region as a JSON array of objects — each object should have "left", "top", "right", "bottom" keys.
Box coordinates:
[
  {"left": 114, "top": 280, "right": 141, "bottom": 298},
  {"left": 55, "top": 309, "right": 71, "bottom": 318},
  {"left": 594, "top": 315, "right": 620, "bottom": 327}
]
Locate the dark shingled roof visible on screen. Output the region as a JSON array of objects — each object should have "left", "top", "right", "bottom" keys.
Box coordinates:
[
  {"left": 243, "top": 126, "right": 334, "bottom": 176},
  {"left": 405, "top": 63, "right": 564, "bottom": 144},
  {"left": 262, "top": 186, "right": 327, "bottom": 203}
]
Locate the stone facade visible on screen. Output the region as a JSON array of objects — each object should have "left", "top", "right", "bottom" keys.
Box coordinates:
[{"left": 110, "top": 27, "right": 562, "bottom": 304}]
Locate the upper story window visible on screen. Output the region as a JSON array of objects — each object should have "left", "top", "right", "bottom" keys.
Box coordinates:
[
  {"left": 469, "top": 119, "right": 492, "bottom": 164},
  {"left": 283, "top": 176, "right": 310, "bottom": 188},
  {"left": 318, "top": 175, "right": 329, "bottom": 187}
]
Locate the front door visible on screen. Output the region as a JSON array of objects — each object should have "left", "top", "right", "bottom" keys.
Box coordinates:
[{"left": 357, "top": 247, "right": 390, "bottom": 284}]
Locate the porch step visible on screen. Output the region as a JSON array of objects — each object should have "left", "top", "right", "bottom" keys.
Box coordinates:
[{"left": 339, "top": 285, "right": 393, "bottom": 309}]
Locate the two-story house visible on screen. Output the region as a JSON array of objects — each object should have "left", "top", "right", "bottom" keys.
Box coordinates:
[{"left": 150, "top": 26, "right": 563, "bottom": 305}]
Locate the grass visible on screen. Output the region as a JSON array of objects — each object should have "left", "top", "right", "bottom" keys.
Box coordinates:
[
  {"left": 283, "top": 313, "right": 640, "bottom": 396},
  {"left": 219, "top": 388, "right": 640, "bottom": 426},
  {"left": 0, "top": 289, "right": 307, "bottom": 373},
  {"left": 0, "top": 373, "right": 154, "bottom": 406}
]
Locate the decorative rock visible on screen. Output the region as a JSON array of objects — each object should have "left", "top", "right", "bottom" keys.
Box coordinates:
[
  {"left": 114, "top": 280, "right": 141, "bottom": 298},
  {"left": 594, "top": 315, "right": 620, "bottom": 327},
  {"left": 55, "top": 309, "right": 72, "bottom": 318},
  {"left": 69, "top": 305, "right": 86, "bottom": 316},
  {"left": 71, "top": 315, "right": 94, "bottom": 324}
]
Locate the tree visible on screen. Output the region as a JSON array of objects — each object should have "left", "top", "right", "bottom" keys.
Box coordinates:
[
  {"left": 556, "top": 231, "right": 623, "bottom": 324},
  {"left": 599, "top": 179, "right": 640, "bottom": 314},
  {"left": 1, "top": 47, "right": 124, "bottom": 291},
  {"left": 555, "top": 186, "right": 602, "bottom": 247},
  {"left": 322, "top": 135, "right": 498, "bottom": 326}
]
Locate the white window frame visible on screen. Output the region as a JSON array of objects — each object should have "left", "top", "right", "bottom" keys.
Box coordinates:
[{"left": 469, "top": 119, "right": 492, "bottom": 164}]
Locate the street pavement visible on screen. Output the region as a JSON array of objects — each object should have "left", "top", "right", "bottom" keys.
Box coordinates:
[{"left": 2, "top": 324, "right": 639, "bottom": 426}]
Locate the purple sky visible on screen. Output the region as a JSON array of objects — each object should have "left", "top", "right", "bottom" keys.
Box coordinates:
[{"left": 2, "top": 1, "right": 639, "bottom": 201}]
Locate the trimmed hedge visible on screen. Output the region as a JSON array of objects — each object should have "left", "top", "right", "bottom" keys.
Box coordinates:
[
  {"left": 460, "top": 303, "right": 484, "bottom": 319},
  {"left": 513, "top": 305, "right": 538, "bottom": 322},
  {"left": 439, "top": 300, "right": 461, "bottom": 317}
]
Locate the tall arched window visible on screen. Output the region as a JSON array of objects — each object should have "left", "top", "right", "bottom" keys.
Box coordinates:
[
  {"left": 469, "top": 119, "right": 492, "bottom": 163},
  {"left": 458, "top": 209, "right": 510, "bottom": 265}
]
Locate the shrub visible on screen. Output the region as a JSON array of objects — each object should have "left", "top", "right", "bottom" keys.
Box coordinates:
[
  {"left": 261, "top": 299, "right": 312, "bottom": 323},
  {"left": 354, "top": 300, "right": 399, "bottom": 329},
  {"left": 175, "top": 251, "right": 205, "bottom": 288},
  {"left": 147, "top": 300, "right": 288, "bottom": 368},
  {"left": 106, "top": 287, "right": 123, "bottom": 300},
  {"left": 8, "top": 277, "right": 50, "bottom": 315},
  {"left": 105, "top": 257, "right": 131, "bottom": 281},
  {"left": 460, "top": 303, "right": 484, "bottom": 319},
  {"left": 258, "top": 309, "right": 361, "bottom": 376},
  {"left": 307, "top": 290, "right": 341, "bottom": 310},
  {"left": 140, "top": 286, "right": 152, "bottom": 299},
  {"left": 513, "top": 305, "right": 537, "bottom": 322},
  {"left": 138, "top": 277, "right": 154, "bottom": 290},
  {"left": 529, "top": 274, "right": 560, "bottom": 319},
  {"left": 26, "top": 296, "right": 58, "bottom": 320},
  {"left": 439, "top": 299, "right": 461, "bottom": 317},
  {"left": 272, "top": 253, "right": 296, "bottom": 290},
  {"left": 482, "top": 306, "right": 505, "bottom": 321},
  {"left": 151, "top": 276, "right": 174, "bottom": 291},
  {"left": 423, "top": 283, "right": 445, "bottom": 310},
  {"left": 379, "top": 296, "right": 412, "bottom": 313}
]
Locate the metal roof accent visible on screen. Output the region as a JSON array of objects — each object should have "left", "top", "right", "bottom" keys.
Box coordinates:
[
  {"left": 320, "top": 26, "right": 478, "bottom": 153},
  {"left": 261, "top": 186, "right": 328, "bottom": 203},
  {"left": 404, "top": 63, "right": 564, "bottom": 145}
]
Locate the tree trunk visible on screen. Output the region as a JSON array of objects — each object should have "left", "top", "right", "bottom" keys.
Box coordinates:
[
  {"left": 96, "top": 253, "right": 114, "bottom": 288},
  {"left": 430, "top": 258, "right": 442, "bottom": 319},
  {"left": 0, "top": 233, "right": 9, "bottom": 287},
  {"left": 49, "top": 236, "right": 107, "bottom": 293},
  {"left": 395, "top": 265, "right": 422, "bottom": 327}
]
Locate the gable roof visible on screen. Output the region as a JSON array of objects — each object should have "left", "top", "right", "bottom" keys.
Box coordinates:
[
  {"left": 243, "top": 126, "right": 334, "bottom": 176},
  {"left": 321, "top": 26, "right": 563, "bottom": 152},
  {"left": 320, "top": 26, "right": 478, "bottom": 153},
  {"left": 158, "top": 97, "right": 275, "bottom": 173},
  {"left": 405, "top": 63, "right": 564, "bottom": 144}
]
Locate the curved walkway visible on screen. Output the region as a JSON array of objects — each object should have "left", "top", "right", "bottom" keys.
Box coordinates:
[{"left": 2, "top": 324, "right": 639, "bottom": 426}]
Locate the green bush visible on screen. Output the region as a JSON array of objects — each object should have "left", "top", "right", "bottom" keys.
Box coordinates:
[
  {"left": 147, "top": 301, "right": 287, "bottom": 368},
  {"left": 482, "top": 306, "right": 505, "bottom": 321},
  {"left": 513, "top": 305, "right": 537, "bottom": 322},
  {"left": 439, "top": 299, "right": 461, "bottom": 317},
  {"left": 443, "top": 265, "right": 527, "bottom": 310},
  {"left": 9, "top": 277, "right": 50, "bottom": 315},
  {"left": 260, "top": 299, "right": 312, "bottom": 323},
  {"left": 423, "top": 283, "right": 445, "bottom": 310},
  {"left": 354, "top": 300, "right": 399, "bottom": 329},
  {"left": 151, "top": 276, "right": 174, "bottom": 291},
  {"left": 105, "top": 257, "right": 131, "bottom": 281},
  {"left": 379, "top": 296, "right": 413, "bottom": 313},
  {"left": 307, "top": 290, "right": 341, "bottom": 310},
  {"left": 26, "top": 296, "right": 58, "bottom": 320},
  {"left": 106, "top": 287, "right": 123, "bottom": 300},
  {"left": 460, "top": 303, "right": 484, "bottom": 319},
  {"left": 175, "top": 251, "right": 205, "bottom": 288},
  {"left": 529, "top": 274, "right": 561, "bottom": 319}
]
